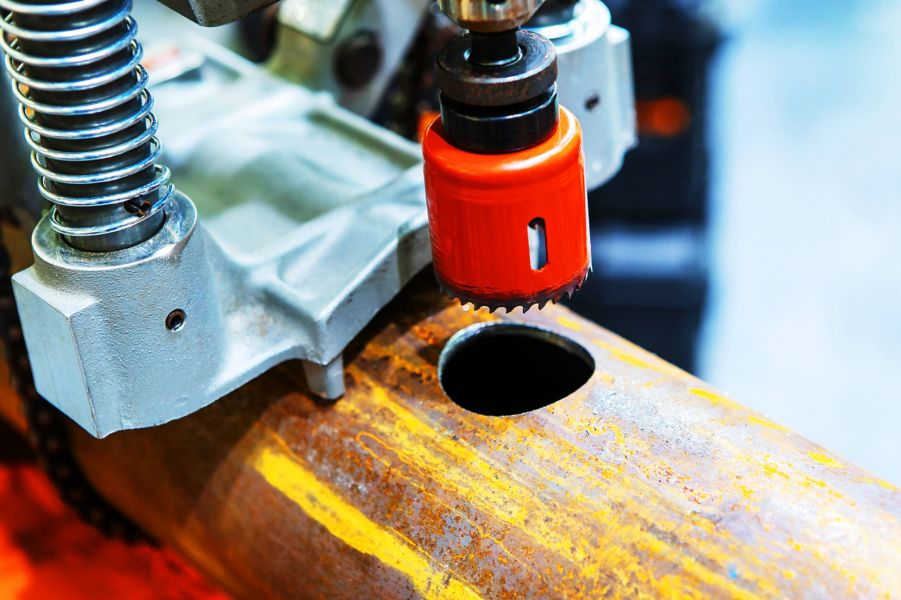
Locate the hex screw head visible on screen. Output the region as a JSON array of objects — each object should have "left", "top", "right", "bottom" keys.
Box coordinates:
[{"left": 334, "top": 31, "right": 384, "bottom": 90}]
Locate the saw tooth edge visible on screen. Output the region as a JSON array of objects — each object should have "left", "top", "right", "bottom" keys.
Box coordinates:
[{"left": 437, "top": 274, "right": 590, "bottom": 314}]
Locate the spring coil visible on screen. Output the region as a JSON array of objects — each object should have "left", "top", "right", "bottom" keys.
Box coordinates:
[{"left": 0, "top": 0, "right": 172, "bottom": 250}]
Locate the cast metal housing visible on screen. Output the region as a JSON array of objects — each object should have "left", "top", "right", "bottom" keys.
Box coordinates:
[
  {"left": 155, "top": 0, "right": 276, "bottom": 26},
  {"left": 13, "top": 40, "right": 431, "bottom": 437},
  {"left": 530, "top": 0, "right": 636, "bottom": 190}
]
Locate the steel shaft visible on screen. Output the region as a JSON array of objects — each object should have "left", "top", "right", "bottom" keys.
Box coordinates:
[{"left": 0, "top": 0, "right": 172, "bottom": 251}]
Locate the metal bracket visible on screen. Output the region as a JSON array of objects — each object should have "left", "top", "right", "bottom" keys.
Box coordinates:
[
  {"left": 13, "top": 40, "right": 431, "bottom": 438},
  {"left": 530, "top": 0, "right": 637, "bottom": 190}
]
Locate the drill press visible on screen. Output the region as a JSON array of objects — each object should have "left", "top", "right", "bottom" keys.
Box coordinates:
[
  {"left": 423, "top": 0, "right": 591, "bottom": 311},
  {"left": 0, "top": 0, "right": 624, "bottom": 438}
]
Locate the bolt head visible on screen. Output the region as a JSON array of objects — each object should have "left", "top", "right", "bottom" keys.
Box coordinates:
[{"left": 334, "top": 30, "right": 384, "bottom": 89}]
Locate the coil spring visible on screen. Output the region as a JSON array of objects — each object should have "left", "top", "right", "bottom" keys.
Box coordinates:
[{"left": 0, "top": 0, "right": 172, "bottom": 251}]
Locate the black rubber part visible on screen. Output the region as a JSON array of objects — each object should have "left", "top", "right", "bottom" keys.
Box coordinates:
[
  {"left": 436, "top": 29, "right": 557, "bottom": 107},
  {"left": 439, "top": 86, "right": 559, "bottom": 154},
  {"left": 469, "top": 30, "right": 521, "bottom": 67}
]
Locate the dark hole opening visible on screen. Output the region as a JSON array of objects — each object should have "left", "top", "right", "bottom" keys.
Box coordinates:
[
  {"left": 166, "top": 309, "right": 186, "bottom": 332},
  {"left": 585, "top": 91, "right": 602, "bottom": 111},
  {"left": 439, "top": 323, "right": 595, "bottom": 416}
]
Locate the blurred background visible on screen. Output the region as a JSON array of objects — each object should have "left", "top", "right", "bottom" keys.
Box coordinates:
[
  {"left": 1, "top": 2, "right": 899, "bottom": 592},
  {"left": 592, "top": 0, "right": 901, "bottom": 483},
  {"left": 568, "top": 0, "right": 901, "bottom": 486},
  {"left": 703, "top": 0, "right": 901, "bottom": 491}
]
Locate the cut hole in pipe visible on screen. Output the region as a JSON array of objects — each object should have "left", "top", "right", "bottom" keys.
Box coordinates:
[
  {"left": 439, "top": 322, "right": 594, "bottom": 416},
  {"left": 528, "top": 218, "right": 547, "bottom": 270}
]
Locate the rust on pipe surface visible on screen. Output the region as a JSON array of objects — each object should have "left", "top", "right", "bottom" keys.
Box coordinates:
[{"left": 0, "top": 275, "right": 899, "bottom": 599}]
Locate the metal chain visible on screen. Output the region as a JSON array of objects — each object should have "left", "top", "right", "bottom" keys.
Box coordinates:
[{"left": 0, "top": 231, "right": 150, "bottom": 543}]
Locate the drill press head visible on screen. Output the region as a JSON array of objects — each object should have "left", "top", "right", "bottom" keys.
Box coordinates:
[{"left": 422, "top": 0, "right": 590, "bottom": 312}]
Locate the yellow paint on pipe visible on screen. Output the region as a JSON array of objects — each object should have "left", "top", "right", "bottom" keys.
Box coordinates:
[
  {"left": 350, "top": 428, "right": 549, "bottom": 585},
  {"left": 338, "top": 373, "right": 769, "bottom": 599},
  {"left": 593, "top": 340, "right": 654, "bottom": 370},
  {"left": 593, "top": 339, "right": 691, "bottom": 380},
  {"left": 689, "top": 388, "right": 742, "bottom": 410},
  {"left": 556, "top": 316, "right": 584, "bottom": 331},
  {"left": 746, "top": 415, "right": 790, "bottom": 433},
  {"left": 254, "top": 441, "right": 484, "bottom": 600},
  {"left": 862, "top": 477, "right": 898, "bottom": 491},
  {"left": 808, "top": 452, "right": 843, "bottom": 469}
]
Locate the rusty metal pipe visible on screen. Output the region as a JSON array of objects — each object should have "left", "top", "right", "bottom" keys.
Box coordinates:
[{"left": 0, "top": 276, "right": 898, "bottom": 599}]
